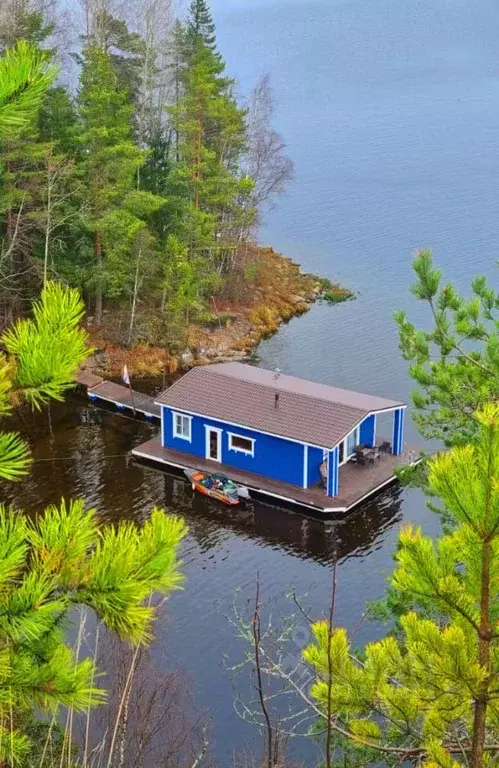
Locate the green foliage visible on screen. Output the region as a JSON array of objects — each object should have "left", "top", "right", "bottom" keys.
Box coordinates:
[
  {"left": 395, "top": 250, "right": 499, "bottom": 446},
  {"left": 0, "top": 1, "right": 290, "bottom": 347},
  {"left": 38, "top": 86, "right": 80, "bottom": 154},
  {"left": 0, "top": 282, "right": 90, "bottom": 482},
  {"left": 0, "top": 499, "right": 186, "bottom": 762},
  {"left": 2, "top": 281, "right": 89, "bottom": 409},
  {"left": 0, "top": 41, "right": 56, "bottom": 138},
  {"left": 78, "top": 44, "right": 145, "bottom": 216},
  {"left": 0, "top": 27, "right": 193, "bottom": 768},
  {"left": 303, "top": 403, "right": 499, "bottom": 767}
]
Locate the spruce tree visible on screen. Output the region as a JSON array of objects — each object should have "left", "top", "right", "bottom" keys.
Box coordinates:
[
  {"left": 78, "top": 44, "right": 145, "bottom": 324},
  {"left": 187, "top": 0, "right": 217, "bottom": 53},
  {"left": 167, "top": 17, "right": 252, "bottom": 277}
]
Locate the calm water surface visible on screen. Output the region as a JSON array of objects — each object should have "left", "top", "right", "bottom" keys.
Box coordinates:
[{"left": 11, "top": 0, "right": 499, "bottom": 763}]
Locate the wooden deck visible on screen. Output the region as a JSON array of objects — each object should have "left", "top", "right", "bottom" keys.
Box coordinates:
[
  {"left": 132, "top": 437, "right": 419, "bottom": 515},
  {"left": 86, "top": 380, "right": 161, "bottom": 420}
]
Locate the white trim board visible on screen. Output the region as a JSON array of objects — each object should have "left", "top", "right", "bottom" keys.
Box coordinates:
[
  {"left": 158, "top": 405, "right": 327, "bottom": 450},
  {"left": 157, "top": 403, "right": 406, "bottom": 451}
]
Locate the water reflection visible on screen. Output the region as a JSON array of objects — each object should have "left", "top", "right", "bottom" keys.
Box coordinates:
[
  {"left": 1, "top": 397, "right": 410, "bottom": 766},
  {"left": 161, "top": 470, "right": 403, "bottom": 566},
  {"left": 5, "top": 399, "right": 403, "bottom": 568}
]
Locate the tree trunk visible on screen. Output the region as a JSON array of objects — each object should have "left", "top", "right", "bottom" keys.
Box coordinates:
[
  {"left": 6, "top": 153, "right": 15, "bottom": 282},
  {"left": 94, "top": 230, "right": 103, "bottom": 325},
  {"left": 127, "top": 248, "right": 141, "bottom": 347},
  {"left": 471, "top": 539, "right": 491, "bottom": 768},
  {"left": 44, "top": 190, "right": 51, "bottom": 286},
  {"left": 194, "top": 97, "right": 202, "bottom": 210},
  {"left": 175, "top": 64, "right": 180, "bottom": 163}
]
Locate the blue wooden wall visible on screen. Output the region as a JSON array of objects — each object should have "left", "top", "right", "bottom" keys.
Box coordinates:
[
  {"left": 162, "top": 406, "right": 307, "bottom": 487},
  {"left": 307, "top": 446, "right": 324, "bottom": 488},
  {"left": 359, "top": 414, "right": 375, "bottom": 447},
  {"left": 160, "top": 406, "right": 389, "bottom": 497}
]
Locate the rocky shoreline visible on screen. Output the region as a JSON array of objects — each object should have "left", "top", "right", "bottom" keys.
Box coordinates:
[{"left": 81, "top": 247, "right": 353, "bottom": 379}]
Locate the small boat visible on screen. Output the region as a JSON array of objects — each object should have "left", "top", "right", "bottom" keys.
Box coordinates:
[{"left": 184, "top": 469, "right": 250, "bottom": 505}]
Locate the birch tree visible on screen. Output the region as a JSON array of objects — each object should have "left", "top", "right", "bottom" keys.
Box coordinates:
[{"left": 243, "top": 74, "right": 293, "bottom": 215}]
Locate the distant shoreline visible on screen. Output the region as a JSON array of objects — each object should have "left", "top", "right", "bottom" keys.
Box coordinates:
[{"left": 81, "top": 245, "right": 354, "bottom": 379}]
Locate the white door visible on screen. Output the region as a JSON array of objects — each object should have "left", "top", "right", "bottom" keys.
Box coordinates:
[{"left": 205, "top": 427, "right": 222, "bottom": 462}]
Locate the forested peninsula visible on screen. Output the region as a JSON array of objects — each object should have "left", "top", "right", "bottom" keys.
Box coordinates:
[{"left": 0, "top": 0, "right": 351, "bottom": 376}]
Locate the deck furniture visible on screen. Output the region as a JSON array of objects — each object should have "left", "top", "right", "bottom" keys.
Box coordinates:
[
  {"left": 379, "top": 441, "right": 392, "bottom": 456},
  {"left": 354, "top": 447, "right": 367, "bottom": 466},
  {"left": 365, "top": 447, "right": 381, "bottom": 463}
]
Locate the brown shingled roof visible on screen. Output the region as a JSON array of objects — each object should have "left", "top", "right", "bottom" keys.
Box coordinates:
[{"left": 155, "top": 363, "right": 405, "bottom": 449}]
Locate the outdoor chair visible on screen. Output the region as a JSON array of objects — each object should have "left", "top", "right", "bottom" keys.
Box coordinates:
[
  {"left": 379, "top": 441, "right": 391, "bottom": 456},
  {"left": 354, "top": 447, "right": 367, "bottom": 466}
]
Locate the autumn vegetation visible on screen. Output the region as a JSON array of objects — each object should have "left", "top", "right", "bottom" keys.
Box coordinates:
[{"left": 0, "top": 0, "right": 351, "bottom": 375}]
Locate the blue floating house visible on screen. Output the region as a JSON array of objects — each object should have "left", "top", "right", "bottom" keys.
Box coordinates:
[{"left": 133, "top": 363, "right": 409, "bottom": 514}]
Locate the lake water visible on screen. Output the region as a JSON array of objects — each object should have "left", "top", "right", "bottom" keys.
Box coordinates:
[{"left": 11, "top": 0, "right": 499, "bottom": 764}]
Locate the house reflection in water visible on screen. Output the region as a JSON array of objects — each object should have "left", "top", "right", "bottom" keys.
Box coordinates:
[{"left": 162, "top": 472, "right": 404, "bottom": 567}]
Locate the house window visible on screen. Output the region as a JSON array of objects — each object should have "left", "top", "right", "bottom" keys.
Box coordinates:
[
  {"left": 173, "top": 412, "right": 192, "bottom": 441},
  {"left": 228, "top": 432, "right": 255, "bottom": 456}
]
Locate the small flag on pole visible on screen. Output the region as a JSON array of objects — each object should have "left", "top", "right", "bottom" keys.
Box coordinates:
[{"left": 122, "top": 364, "right": 135, "bottom": 415}]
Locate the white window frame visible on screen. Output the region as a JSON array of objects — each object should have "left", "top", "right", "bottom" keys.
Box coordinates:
[
  {"left": 228, "top": 431, "right": 255, "bottom": 457},
  {"left": 172, "top": 411, "right": 192, "bottom": 441}
]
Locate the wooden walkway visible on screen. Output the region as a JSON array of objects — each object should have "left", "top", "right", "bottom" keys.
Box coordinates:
[
  {"left": 76, "top": 370, "right": 104, "bottom": 389},
  {"left": 86, "top": 380, "right": 161, "bottom": 420},
  {"left": 132, "top": 437, "right": 419, "bottom": 515}
]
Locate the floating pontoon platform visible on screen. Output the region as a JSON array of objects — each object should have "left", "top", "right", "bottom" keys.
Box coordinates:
[
  {"left": 84, "top": 380, "right": 161, "bottom": 421},
  {"left": 132, "top": 437, "right": 419, "bottom": 515}
]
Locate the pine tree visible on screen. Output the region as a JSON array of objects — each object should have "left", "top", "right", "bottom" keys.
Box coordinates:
[
  {"left": 395, "top": 250, "right": 499, "bottom": 447},
  {"left": 0, "top": 41, "right": 55, "bottom": 137},
  {"left": 0, "top": 281, "right": 90, "bottom": 479},
  {"left": 0, "top": 499, "right": 186, "bottom": 765},
  {"left": 302, "top": 402, "right": 499, "bottom": 768},
  {"left": 80, "top": 9, "right": 146, "bottom": 110},
  {"left": 0, "top": 12, "right": 60, "bottom": 305}
]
